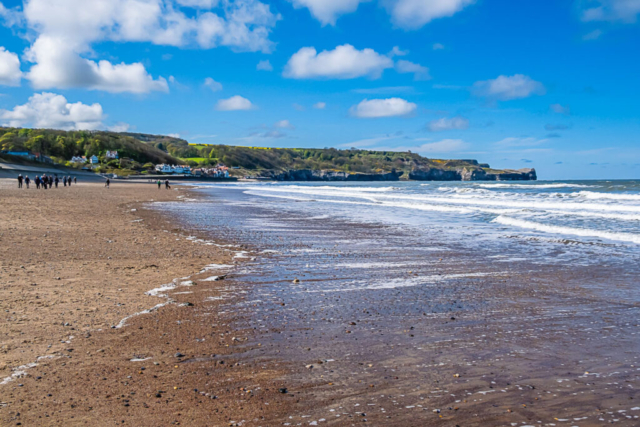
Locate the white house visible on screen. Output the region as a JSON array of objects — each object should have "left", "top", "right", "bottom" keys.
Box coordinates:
[
  {"left": 105, "top": 151, "right": 119, "bottom": 159},
  {"left": 155, "top": 164, "right": 191, "bottom": 174},
  {"left": 70, "top": 156, "right": 86, "bottom": 164},
  {"left": 89, "top": 155, "right": 99, "bottom": 164}
]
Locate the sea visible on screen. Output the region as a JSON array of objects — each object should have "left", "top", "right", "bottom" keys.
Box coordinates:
[{"left": 154, "top": 179, "right": 640, "bottom": 424}]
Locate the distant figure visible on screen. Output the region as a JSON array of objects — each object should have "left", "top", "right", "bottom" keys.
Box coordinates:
[
  {"left": 35, "top": 176, "right": 41, "bottom": 189},
  {"left": 105, "top": 178, "right": 110, "bottom": 189},
  {"left": 63, "top": 176, "right": 67, "bottom": 187},
  {"left": 25, "top": 176, "right": 30, "bottom": 189},
  {"left": 164, "top": 179, "right": 170, "bottom": 190},
  {"left": 157, "top": 180, "right": 161, "bottom": 189},
  {"left": 68, "top": 176, "right": 72, "bottom": 186},
  {"left": 42, "top": 175, "right": 48, "bottom": 190},
  {"left": 18, "top": 174, "right": 23, "bottom": 188},
  {"left": 73, "top": 177, "right": 77, "bottom": 184},
  {"left": 54, "top": 176, "right": 59, "bottom": 188}
]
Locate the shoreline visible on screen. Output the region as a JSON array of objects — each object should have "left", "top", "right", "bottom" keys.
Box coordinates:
[{"left": 0, "top": 180, "right": 294, "bottom": 426}]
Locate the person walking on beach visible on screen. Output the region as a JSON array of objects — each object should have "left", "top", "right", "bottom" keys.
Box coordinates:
[
  {"left": 164, "top": 179, "right": 170, "bottom": 190},
  {"left": 157, "top": 179, "right": 161, "bottom": 189},
  {"left": 73, "top": 177, "right": 77, "bottom": 184},
  {"left": 18, "top": 174, "right": 23, "bottom": 188},
  {"left": 63, "top": 176, "right": 67, "bottom": 187},
  {"left": 54, "top": 176, "right": 59, "bottom": 188},
  {"left": 68, "top": 176, "right": 73, "bottom": 186},
  {"left": 25, "top": 176, "right": 30, "bottom": 189},
  {"left": 35, "top": 175, "right": 41, "bottom": 189},
  {"left": 105, "top": 178, "right": 110, "bottom": 189},
  {"left": 41, "top": 175, "right": 47, "bottom": 189}
]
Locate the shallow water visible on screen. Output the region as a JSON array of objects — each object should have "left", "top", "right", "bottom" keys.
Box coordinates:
[{"left": 154, "top": 180, "right": 640, "bottom": 425}]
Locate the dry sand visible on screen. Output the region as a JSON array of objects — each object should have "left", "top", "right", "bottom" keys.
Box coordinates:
[{"left": 0, "top": 180, "right": 293, "bottom": 426}]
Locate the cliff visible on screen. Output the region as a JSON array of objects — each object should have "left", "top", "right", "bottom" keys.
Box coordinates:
[{"left": 410, "top": 167, "right": 536, "bottom": 181}]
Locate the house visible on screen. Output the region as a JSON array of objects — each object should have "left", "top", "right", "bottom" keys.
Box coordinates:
[
  {"left": 70, "top": 156, "right": 87, "bottom": 164},
  {"left": 89, "top": 155, "right": 99, "bottom": 164},
  {"left": 105, "top": 151, "right": 119, "bottom": 159},
  {"left": 154, "top": 164, "right": 192, "bottom": 174}
]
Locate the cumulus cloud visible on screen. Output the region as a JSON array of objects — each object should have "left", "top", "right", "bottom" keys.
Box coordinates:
[
  {"left": 382, "top": 0, "right": 475, "bottom": 29},
  {"left": 395, "top": 60, "right": 431, "bottom": 80},
  {"left": 284, "top": 44, "right": 393, "bottom": 79},
  {"left": 109, "top": 122, "right": 131, "bottom": 132},
  {"left": 16, "top": 0, "right": 279, "bottom": 93},
  {"left": 216, "top": 95, "right": 254, "bottom": 111},
  {"left": 428, "top": 116, "right": 469, "bottom": 132},
  {"left": 204, "top": 77, "right": 223, "bottom": 91},
  {"left": 0, "top": 2, "right": 22, "bottom": 26},
  {"left": 257, "top": 59, "right": 273, "bottom": 71},
  {"left": 472, "top": 74, "right": 546, "bottom": 101},
  {"left": 288, "top": 0, "right": 369, "bottom": 25},
  {"left": 313, "top": 102, "right": 326, "bottom": 109},
  {"left": 581, "top": 0, "right": 640, "bottom": 22},
  {"left": 389, "top": 46, "right": 409, "bottom": 57},
  {"left": 550, "top": 103, "right": 571, "bottom": 115},
  {"left": 25, "top": 36, "right": 168, "bottom": 94},
  {"left": 0, "top": 47, "right": 22, "bottom": 86},
  {"left": 0, "top": 92, "right": 104, "bottom": 130},
  {"left": 275, "top": 119, "right": 295, "bottom": 129},
  {"left": 350, "top": 98, "right": 417, "bottom": 118}
]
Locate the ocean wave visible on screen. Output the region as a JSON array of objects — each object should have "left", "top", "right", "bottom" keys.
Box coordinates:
[
  {"left": 477, "top": 183, "right": 594, "bottom": 189},
  {"left": 493, "top": 215, "right": 640, "bottom": 244},
  {"left": 577, "top": 191, "right": 640, "bottom": 201}
]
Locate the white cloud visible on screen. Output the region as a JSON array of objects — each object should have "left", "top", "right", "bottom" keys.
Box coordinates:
[
  {"left": 413, "top": 138, "right": 469, "bottom": 153},
  {"left": 176, "top": 0, "right": 220, "bottom": 7},
  {"left": 0, "top": 92, "right": 104, "bottom": 130},
  {"left": 275, "top": 119, "right": 295, "bottom": 129},
  {"left": 288, "top": 0, "right": 369, "bottom": 25},
  {"left": 389, "top": 46, "right": 409, "bottom": 57},
  {"left": 109, "top": 122, "right": 131, "bottom": 132},
  {"left": 0, "top": 2, "right": 23, "bottom": 26},
  {"left": 168, "top": 133, "right": 181, "bottom": 138},
  {"left": 583, "top": 29, "right": 603, "bottom": 40},
  {"left": 581, "top": 0, "right": 640, "bottom": 22},
  {"left": 550, "top": 103, "right": 571, "bottom": 115},
  {"left": 17, "top": 0, "right": 279, "bottom": 94},
  {"left": 472, "top": 74, "right": 546, "bottom": 101},
  {"left": 25, "top": 36, "right": 168, "bottom": 94},
  {"left": 216, "top": 95, "right": 254, "bottom": 111},
  {"left": 204, "top": 77, "right": 223, "bottom": 91},
  {"left": 284, "top": 44, "right": 394, "bottom": 79},
  {"left": 0, "top": 47, "right": 22, "bottom": 86},
  {"left": 428, "top": 116, "right": 469, "bottom": 132},
  {"left": 350, "top": 98, "right": 417, "bottom": 118},
  {"left": 257, "top": 59, "right": 273, "bottom": 71},
  {"left": 432, "top": 42, "right": 445, "bottom": 50},
  {"left": 395, "top": 60, "right": 431, "bottom": 81},
  {"left": 382, "top": 0, "right": 475, "bottom": 29},
  {"left": 313, "top": 102, "right": 326, "bottom": 109}
]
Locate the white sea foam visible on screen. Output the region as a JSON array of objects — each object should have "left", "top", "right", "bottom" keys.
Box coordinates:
[
  {"left": 493, "top": 216, "right": 640, "bottom": 244},
  {"left": 477, "top": 183, "right": 593, "bottom": 189},
  {"left": 577, "top": 191, "right": 640, "bottom": 201}
]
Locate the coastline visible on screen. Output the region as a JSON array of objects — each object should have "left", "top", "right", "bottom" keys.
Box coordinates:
[{"left": 0, "top": 180, "right": 292, "bottom": 426}]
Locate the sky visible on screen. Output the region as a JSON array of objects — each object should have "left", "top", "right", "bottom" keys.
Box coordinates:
[{"left": 0, "top": 0, "right": 639, "bottom": 180}]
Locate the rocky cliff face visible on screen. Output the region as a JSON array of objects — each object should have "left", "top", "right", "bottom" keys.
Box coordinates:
[{"left": 410, "top": 167, "right": 536, "bottom": 181}]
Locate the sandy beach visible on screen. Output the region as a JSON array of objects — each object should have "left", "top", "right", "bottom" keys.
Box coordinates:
[
  {"left": 0, "top": 180, "right": 294, "bottom": 426},
  {"left": 2, "top": 179, "right": 640, "bottom": 427}
]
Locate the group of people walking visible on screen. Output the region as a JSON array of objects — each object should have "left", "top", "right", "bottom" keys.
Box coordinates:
[{"left": 18, "top": 174, "right": 76, "bottom": 189}]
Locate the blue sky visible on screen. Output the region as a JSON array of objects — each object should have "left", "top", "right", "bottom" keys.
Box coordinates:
[{"left": 0, "top": 0, "right": 639, "bottom": 179}]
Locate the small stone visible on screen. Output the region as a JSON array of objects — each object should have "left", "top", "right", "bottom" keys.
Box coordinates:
[
  {"left": 279, "top": 388, "right": 288, "bottom": 394},
  {"left": 175, "top": 353, "right": 185, "bottom": 358}
]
